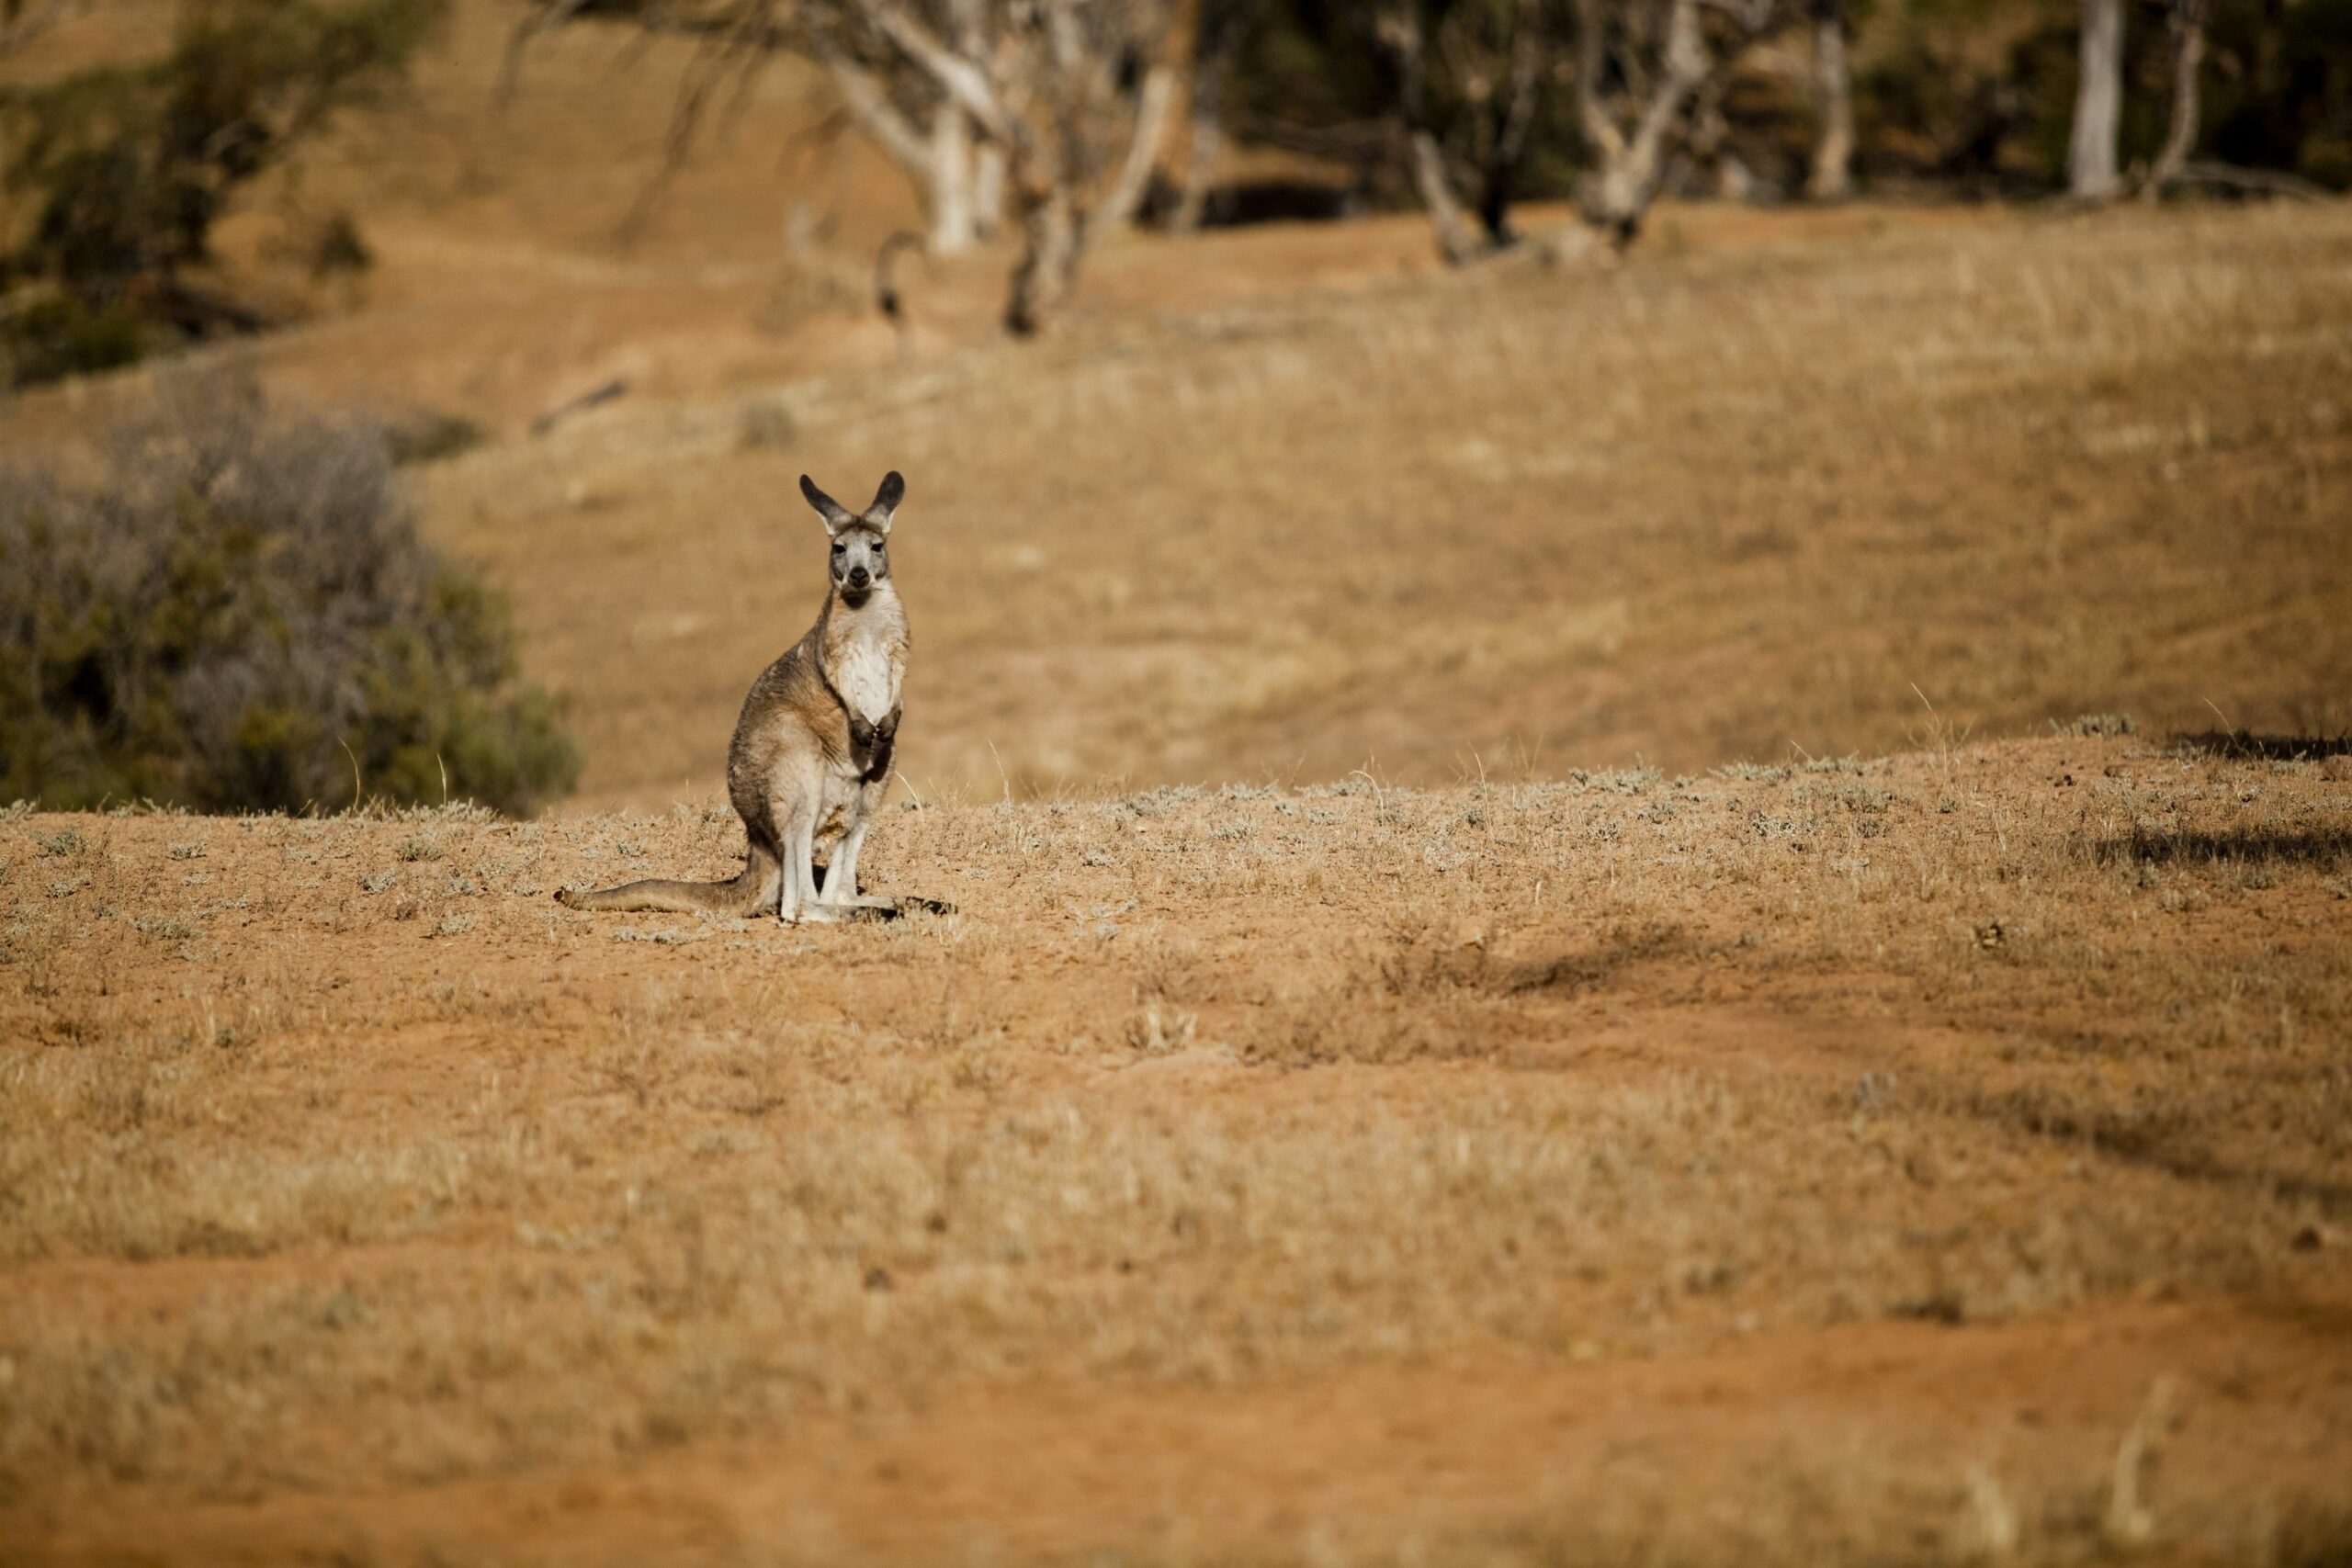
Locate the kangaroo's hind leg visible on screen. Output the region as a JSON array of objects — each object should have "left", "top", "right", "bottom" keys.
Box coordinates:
[
  {"left": 820, "top": 818, "right": 868, "bottom": 905},
  {"left": 773, "top": 788, "right": 839, "bottom": 925}
]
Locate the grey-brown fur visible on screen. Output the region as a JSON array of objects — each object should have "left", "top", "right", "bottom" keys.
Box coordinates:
[{"left": 556, "top": 471, "right": 944, "bottom": 923}]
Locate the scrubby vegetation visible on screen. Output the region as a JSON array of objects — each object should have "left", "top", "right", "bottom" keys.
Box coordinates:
[
  {"left": 1218, "top": 0, "right": 2352, "bottom": 214},
  {"left": 0, "top": 376, "right": 576, "bottom": 815},
  {"left": 0, "top": 0, "right": 444, "bottom": 386}
]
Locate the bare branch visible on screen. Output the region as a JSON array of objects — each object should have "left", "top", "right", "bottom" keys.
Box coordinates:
[
  {"left": 859, "top": 1, "right": 1018, "bottom": 148},
  {"left": 819, "top": 44, "right": 935, "bottom": 176}
]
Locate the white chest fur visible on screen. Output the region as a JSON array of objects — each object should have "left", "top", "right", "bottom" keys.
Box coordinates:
[{"left": 827, "top": 620, "right": 900, "bottom": 727}]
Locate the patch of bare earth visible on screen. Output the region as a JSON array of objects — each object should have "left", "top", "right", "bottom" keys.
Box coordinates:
[{"left": 4, "top": 733, "right": 2349, "bottom": 1564}]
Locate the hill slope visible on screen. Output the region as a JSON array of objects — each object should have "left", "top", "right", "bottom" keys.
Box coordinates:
[{"left": 4, "top": 9, "right": 2347, "bottom": 811}]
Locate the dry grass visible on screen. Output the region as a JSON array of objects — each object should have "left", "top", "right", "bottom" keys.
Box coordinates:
[
  {"left": 406, "top": 199, "right": 2352, "bottom": 809},
  {"left": 4, "top": 733, "right": 2349, "bottom": 1562}
]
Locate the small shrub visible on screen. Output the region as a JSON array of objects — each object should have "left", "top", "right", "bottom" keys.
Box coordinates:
[
  {"left": 0, "top": 297, "right": 149, "bottom": 386},
  {"left": 738, "top": 400, "right": 797, "bottom": 451},
  {"left": 0, "top": 375, "right": 578, "bottom": 816}
]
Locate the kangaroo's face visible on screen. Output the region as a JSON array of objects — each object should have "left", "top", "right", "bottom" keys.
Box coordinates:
[
  {"left": 829, "top": 526, "right": 888, "bottom": 607},
  {"left": 799, "top": 470, "right": 904, "bottom": 612}
]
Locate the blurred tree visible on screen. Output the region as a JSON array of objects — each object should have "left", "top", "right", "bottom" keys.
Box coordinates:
[
  {"left": 2070, "top": 0, "right": 2125, "bottom": 194},
  {"left": 1807, "top": 0, "right": 1857, "bottom": 196},
  {"left": 519, "top": 0, "right": 2352, "bottom": 306},
  {"left": 1374, "top": 0, "right": 1552, "bottom": 260},
  {"left": 808, "top": 5, "right": 1004, "bottom": 254},
  {"left": 1571, "top": 0, "right": 1786, "bottom": 239},
  {"left": 2143, "top": 0, "right": 2206, "bottom": 189},
  {"left": 1170, "top": 0, "right": 1272, "bottom": 230},
  {"left": 0, "top": 0, "right": 444, "bottom": 386},
  {"left": 513, "top": 0, "right": 1179, "bottom": 332},
  {"left": 1216, "top": 0, "right": 1791, "bottom": 253}
]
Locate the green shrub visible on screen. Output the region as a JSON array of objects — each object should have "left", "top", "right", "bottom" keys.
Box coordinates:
[
  {"left": 0, "top": 375, "right": 578, "bottom": 816},
  {"left": 0, "top": 0, "right": 444, "bottom": 387},
  {"left": 0, "top": 296, "right": 151, "bottom": 385}
]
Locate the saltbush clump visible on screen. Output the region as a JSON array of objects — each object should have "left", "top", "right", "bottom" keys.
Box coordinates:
[{"left": 0, "top": 376, "right": 577, "bottom": 815}]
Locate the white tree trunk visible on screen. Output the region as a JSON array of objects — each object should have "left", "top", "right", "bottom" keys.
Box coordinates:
[
  {"left": 1097, "top": 63, "right": 1179, "bottom": 230},
  {"left": 1578, "top": 0, "right": 1713, "bottom": 240},
  {"left": 928, "top": 104, "right": 979, "bottom": 254},
  {"left": 2146, "top": 0, "right": 2205, "bottom": 194},
  {"left": 1807, "top": 1, "right": 1855, "bottom": 200},
  {"left": 1378, "top": 0, "right": 1487, "bottom": 265},
  {"left": 2069, "top": 0, "right": 2125, "bottom": 200},
  {"left": 823, "top": 52, "right": 982, "bottom": 255},
  {"left": 1408, "top": 130, "right": 1483, "bottom": 263}
]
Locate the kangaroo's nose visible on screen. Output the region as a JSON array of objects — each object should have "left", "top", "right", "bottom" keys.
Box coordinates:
[{"left": 847, "top": 565, "right": 871, "bottom": 588}]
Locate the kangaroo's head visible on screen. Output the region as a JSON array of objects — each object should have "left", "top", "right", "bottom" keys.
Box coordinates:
[{"left": 799, "top": 470, "right": 903, "bottom": 610}]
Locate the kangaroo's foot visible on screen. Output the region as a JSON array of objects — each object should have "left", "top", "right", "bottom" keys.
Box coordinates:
[
  {"left": 833, "top": 895, "right": 956, "bottom": 920},
  {"left": 774, "top": 897, "right": 951, "bottom": 927}
]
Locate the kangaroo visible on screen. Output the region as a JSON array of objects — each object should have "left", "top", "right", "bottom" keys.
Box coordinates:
[{"left": 557, "top": 470, "right": 944, "bottom": 923}]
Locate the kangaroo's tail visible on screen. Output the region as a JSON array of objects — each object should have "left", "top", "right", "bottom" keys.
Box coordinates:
[{"left": 555, "top": 842, "right": 779, "bottom": 917}]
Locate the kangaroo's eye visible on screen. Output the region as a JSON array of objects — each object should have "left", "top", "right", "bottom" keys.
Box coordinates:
[{"left": 831, "top": 540, "right": 845, "bottom": 554}]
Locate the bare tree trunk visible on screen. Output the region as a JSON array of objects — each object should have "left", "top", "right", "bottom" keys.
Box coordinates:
[
  {"left": 1577, "top": 0, "right": 1714, "bottom": 241},
  {"left": 834, "top": 0, "right": 1180, "bottom": 333},
  {"left": 823, "top": 51, "right": 982, "bottom": 254},
  {"left": 2145, "top": 0, "right": 2206, "bottom": 195},
  {"left": 1476, "top": 0, "right": 1546, "bottom": 244},
  {"left": 1097, "top": 63, "right": 1178, "bottom": 229},
  {"left": 929, "top": 102, "right": 979, "bottom": 253},
  {"left": 1806, "top": 0, "right": 1854, "bottom": 200},
  {"left": 1173, "top": 0, "right": 1263, "bottom": 232},
  {"left": 1409, "top": 131, "right": 1485, "bottom": 262},
  {"left": 2069, "top": 0, "right": 2124, "bottom": 200},
  {"left": 1378, "top": 1, "right": 1486, "bottom": 265},
  {"left": 1006, "top": 182, "right": 1083, "bottom": 334}
]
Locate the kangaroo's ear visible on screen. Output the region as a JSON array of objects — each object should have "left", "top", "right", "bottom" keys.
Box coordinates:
[
  {"left": 864, "top": 470, "right": 905, "bottom": 534},
  {"left": 800, "top": 474, "right": 855, "bottom": 535}
]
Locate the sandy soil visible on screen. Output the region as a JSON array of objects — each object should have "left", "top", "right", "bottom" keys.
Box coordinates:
[{"left": 5, "top": 734, "right": 2350, "bottom": 1564}]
